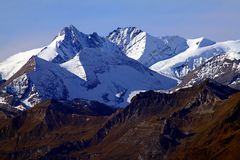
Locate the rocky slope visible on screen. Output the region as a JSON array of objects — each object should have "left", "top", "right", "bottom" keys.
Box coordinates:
[
  {"left": 178, "top": 52, "right": 240, "bottom": 89},
  {"left": 81, "top": 79, "right": 239, "bottom": 160},
  {"left": 0, "top": 99, "right": 115, "bottom": 160}
]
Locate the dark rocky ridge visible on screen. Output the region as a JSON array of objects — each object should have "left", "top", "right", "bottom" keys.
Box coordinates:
[{"left": 0, "top": 80, "right": 239, "bottom": 160}]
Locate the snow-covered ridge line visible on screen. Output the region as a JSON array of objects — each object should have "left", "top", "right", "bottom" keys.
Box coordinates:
[
  {"left": 150, "top": 40, "right": 240, "bottom": 79},
  {"left": 108, "top": 27, "right": 240, "bottom": 82}
]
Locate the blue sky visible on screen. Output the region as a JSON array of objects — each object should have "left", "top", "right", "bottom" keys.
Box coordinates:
[{"left": 0, "top": 0, "right": 240, "bottom": 61}]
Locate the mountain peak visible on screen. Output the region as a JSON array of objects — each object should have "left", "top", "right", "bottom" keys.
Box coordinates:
[
  {"left": 57, "top": 25, "right": 105, "bottom": 48},
  {"left": 46, "top": 25, "right": 109, "bottom": 63},
  {"left": 59, "top": 25, "right": 102, "bottom": 41},
  {"left": 116, "top": 26, "right": 143, "bottom": 32},
  {"left": 108, "top": 27, "right": 190, "bottom": 67},
  {"left": 187, "top": 37, "right": 216, "bottom": 48},
  {"left": 59, "top": 25, "right": 80, "bottom": 36},
  {"left": 107, "top": 26, "right": 144, "bottom": 40},
  {"left": 198, "top": 37, "right": 216, "bottom": 47},
  {"left": 49, "top": 25, "right": 82, "bottom": 50}
]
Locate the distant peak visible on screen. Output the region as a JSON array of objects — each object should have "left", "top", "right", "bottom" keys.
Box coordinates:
[
  {"left": 198, "top": 37, "right": 215, "bottom": 46},
  {"left": 89, "top": 32, "right": 100, "bottom": 38},
  {"left": 198, "top": 37, "right": 215, "bottom": 47},
  {"left": 49, "top": 25, "right": 81, "bottom": 45},
  {"left": 108, "top": 26, "right": 144, "bottom": 38},
  {"left": 58, "top": 25, "right": 103, "bottom": 42},
  {"left": 60, "top": 24, "right": 80, "bottom": 36},
  {"left": 187, "top": 37, "right": 215, "bottom": 48},
  {"left": 119, "top": 26, "right": 143, "bottom": 32}
]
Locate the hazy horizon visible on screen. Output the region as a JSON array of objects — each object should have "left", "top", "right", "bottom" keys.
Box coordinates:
[{"left": 1, "top": 0, "right": 240, "bottom": 61}]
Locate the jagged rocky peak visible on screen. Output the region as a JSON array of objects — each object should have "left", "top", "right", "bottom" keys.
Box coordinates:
[
  {"left": 59, "top": 24, "right": 80, "bottom": 36},
  {"left": 58, "top": 25, "right": 105, "bottom": 48},
  {"left": 107, "top": 26, "right": 189, "bottom": 50},
  {"left": 108, "top": 26, "right": 143, "bottom": 36},
  {"left": 50, "top": 25, "right": 82, "bottom": 48},
  {"left": 107, "top": 27, "right": 145, "bottom": 41},
  {"left": 108, "top": 26, "right": 189, "bottom": 67},
  {"left": 107, "top": 27, "right": 145, "bottom": 50},
  {"left": 38, "top": 24, "right": 120, "bottom": 65}
]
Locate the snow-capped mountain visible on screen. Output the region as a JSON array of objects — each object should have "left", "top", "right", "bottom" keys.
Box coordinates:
[
  {"left": 178, "top": 52, "right": 240, "bottom": 89},
  {"left": 150, "top": 39, "right": 240, "bottom": 80},
  {"left": 0, "top": 25, "right": 177, "bottom": 109},
  {"left": 108, "top": 27, "right": 240, "bottom": 83},
  {"left": 0, "top": 25, "right": 119, "bottom": 80},
  {"left": 108, "top": 27, "right": 189, "bottom": 67},
  {"left": 1, "top": 25, "right": 240, "bottom": 110}
]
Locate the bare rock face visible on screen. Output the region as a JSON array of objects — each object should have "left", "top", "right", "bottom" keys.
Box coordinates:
[{"left": 0, "top": 99, "right": 115, "bottom": 160}]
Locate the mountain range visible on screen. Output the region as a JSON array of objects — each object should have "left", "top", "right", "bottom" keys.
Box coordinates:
[
  {"left": 1, "top": 25, "right": 240, "bottom": 110},
  {"left": 0, "top": 25, "right": 178, "bottom": 109},
  {"left": 0, "top": 25, "right": 240, "bottom": 160}
]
